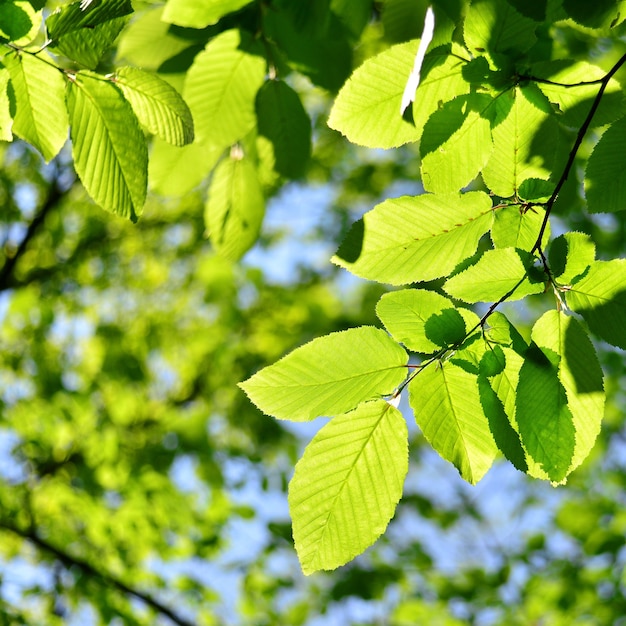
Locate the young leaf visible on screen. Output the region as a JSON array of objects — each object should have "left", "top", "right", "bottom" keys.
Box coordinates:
[
  {"left": 0, "top": 67, "right": 13, "bottom": 141},
  {"left": 444, "top": 248, "right": 545, "bottom": 303},
  {"left": 565, "top": 259, "right": 626, "bottom": 349},
  {"left": 289, "top": 400, "right": 408, "bottom": 574},
  {"left": 548, "top": 232, "right": 596, "bottom": 285},
  {"left": 114, "top": 67, "right": 194, "bottom": 146},
  {"left": 256, "top": 80, "right": 311, "bottom": 179},
  {"left": 149, "top": 138, "right": 221, "bottom": 197},
  {"left": 239, "top": 327, "right": 408, "bottom": 421},
  {"left": 205, "top": 153, "right": 264, "bottom": 261},
  {"left": 420, "top": 93, "right": 494, "bottom": 193},
  {"left": 66, "top": 71, "right": 147, "bottom": 221},
  {"left": 327, "top": 39, "right": 422, "bottom": 148},
  {"left": 376, "top": 289, "right": 466, "bottom": 353},
  {"left": 46, "top": 0, "right": 133, "bottom": 40},
  {"left": 482, "top": 85, "right": 558, "bottom": 198},
  {"left": 491, "top": 204, "right": 549, "bottom": 251},
  {"left": 183, "top": 29, "right": 266, "bottom": 150},
  {"left": 585, "top": 116, "right": 626, "bottom": 214},
  {"left": 532, "top": 60, "right": 624, "bottom": 128},
  {"left": 463, "top": 0, "right": 537, "bottom": 63},
  {"left": 4, "top": 51, "right": 68, "bottom": 162},
  {"left": 409, "top": 360, "right": 498, "bottom": 484},
  {"left": 333, "top": 191, "right": 494, "bottom": 285},
  {"left": 162, "top": 0, "right": 254, "bottom": 28}
]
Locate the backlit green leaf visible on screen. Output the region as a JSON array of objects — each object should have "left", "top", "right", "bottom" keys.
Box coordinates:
[
  {"left": 0, "top": 67, "right": 12, "bottom": 141},
  {"left": 585, "top": 116, "right": 626, "bottom": 214},
  {"left": 256, "top": 80, "right": 311, "bottom": 179},
  {"left": 444, "top": 248, "right": 545, "bottom": 303},
  {"left": 115, "top": 67, "right": 194, "bottom": 146},
  {"left": 482, "top": 85, "right": 558, "bottom": 198},
  {"left": 548, "top": 232, "right": 596, "bottom": 285},
  {"left": 491, "top": 204, "right": 549, "bottom": 251},
  {"left": 327, "top": 39, "right": 422, "bottom": 148},
  {"left": 290, "top": 400, "right": 408, "bottom": 574},
  {"left": 409, "top": 360, "right": 497, "bottom": 484},
  {"left": 566, "top": 259, "right": 626, "bottom": 349},
  {"left": 5, "top": 51, "right": 68, "bottom": 162},
  {"left": 333, "top": 191, "right": 494, "bottom": 285},
  {"left": 183, "top": 29, "right": 266, "bottom": 150},
  {"left": 0, "top": 0, "right": 39, "bottom": 45},
  {"left": 46, "top": 0, "right": 133, "bottom": 40},
  {"left": 239, "top": 327, "right": 408, "bottom": 421},
  {"left": 420, "top": 93, "right": 494, "bottom": 193},
  {"left": 162, "top": 0, "right": 254, "bottom": 28},
  {"left": 67, "top": 71, "right": 147, "bottom": 221},
  {"left": 376, "top": 289, "right": 465, "bottom": 353},
  {"left": 205, "top": 153, "right": 264, "bottom": 261}
]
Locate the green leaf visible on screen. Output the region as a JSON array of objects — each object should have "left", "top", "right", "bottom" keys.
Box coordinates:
[
  {"left": 149, "top": 138, "right": 221, "bottom": 196},
  {"left": 239, "top": 327, "right": 408, "bottom": 421},
  {"left": 505, "top": 0, "right": 547, "bottom": 21},
  {"left": 382, "top": 0, "right": 428, "bottom": 43},
  {"left": 517, "top": 311, "right": 604, "bottom": 483},
  {"left": 255, "top": 80, "right": 311, "bottom": 179},
  {"left": 376, "top": 289, "right": 466, "bottom": 353},
  {"left": 482, "top": 85, "right": 558, "bottom": 198},
  {"left": 46, "top": 0, "right": 133, "bottom": 40},
  {"left": 114, "top": 67, "right": 194, "bottom": 146},
  {"left": 566, "top": 259, "right": 626, "bottom": 349},
  {"left": 420, "top": 93, "right": 494, "bottom": 193},
  {"left": 518, "top": 178, "right": 555, "bottom": 203},
  {"left": 562, "top": 0, "right": 624, "bottom": 28},
  {"left": 289, "top": 400, "right": 408, "bottom": 574},
  {"left": 162, "top": 0, "right": 254, "bottom": 28},
  {"left": 50, "top": 17, "right": 128, "bottom": 69},
  {"left": 67, "top": 71, "right": 147, "bottom": 221},
  {"left": 0, "top": 0, "right": 39, "bottom": 45},
  {"left": 4, "top": 51, "right": 68, "bottom": 162},
  {"left": 183, "top": 29, "right": 266, "bottom": 150},
  {"left": 333, "top": 191, "right": 494, "bottom": 285},
  {"left": 411, "top": 46, "right": 471, "bottom": 135},
  {"left": 0, "top": 67, "right": 12, "bottom": 141},
  {"left": 205, "top": 152, "right": 264, "bottom": 261},
  {"left": 491, "top": 205, "right": 549, "bottom": 251},
  {"left": 532, "top": 61, "right": 624, "bottom": 128},
  {"left": 444, "top": 248, "right": 545, "bottom": 303},
  {"left": 548, "top": 232, "right": 596, "bottom": 285},
  {"left": 585, "top": 116, "right": 626, "bottom": 214},
  {"left": 327, "top": 39, "right": 422, "bottom": 148},
  {"left": 463, "top": 0, "right": 536, "bottom": 63},
  {"left": 409, "top": 360, "right": 497, "bottom": 484}
]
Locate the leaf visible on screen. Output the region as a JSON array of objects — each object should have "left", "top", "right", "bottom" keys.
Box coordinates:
[
  {"left": 565, "top": 259, "right": 626, "bottom": 349},
  {"left": 46, "top": 0, "right": 133, "bottom": 40},
  {"left": 333, "top": 191, "right": 494, "bottom": 285},
  {"left": 255, "top": 80, "right": 311, "bottom": 179},
  {"left": 382, "top": 0, "right": 428, "bottom": 43},
  {"left": 409, "top": 360, "right": 498, "bottom": 484},
  {"left": 562, "top": 0, "right": 624, "bottom": 28},
  {"left": 482, "top": 85, "right": 558, "bottom": 198},
  {"left": 548, "top": 232, "right": 596, "bottom": 285},
  {"left": 205, "top": 153, "right": 264, "bottom": 261},
  {"left": 0, "top": 67, "right": 13, "bottom": 141},
  {"left": 376, "top": 289, "right": 466, "bottom": 353},
  {"left": 444, "top": 247, "right": 545, "bottom": 303},
  {"left": 0, "top": 0, "right": 39, "bottom": 45},
  {"left": 66, "top": 71, "right": 147, "bottom": 221},
  {"left": 327, "top": 39, "right": 422, "bottom": 148},
  {"left": 239, "top": 327, "right": 408, "bottom": 421},
  {"left": 183, "top": 29, "right": 266, "bottom": 150},
  {"left": 585, "top": 116, "right": 626, "bottom": 214},
  {"left": 289, "top": 400, "right": 408, "bottom": 574},
  {"left": 162, "top": 0, "right": 254, "bottom": 28},
  {"left": 517, "top": 311, "right": 604, "bottom": 483},
  {"left": 149, "top": 138, "right": 221, "bottom": 196},
  {"left": 420, "top": 93, "right": 494, "bottom": 193},
  {"left": 4, "top": 51, "right": 68, "bottom": 162},
  {"left": 50, "top": 17, "right": 128, "bottom": 69},
  {"left": 491, "top": 204, "right": 549, "bottom": 251},
  {"left": 463, "top": 0, "right": 537, "bottom": 63},
  {"left": 532, "top": 60, "right": 624, "bottom": 128},
  {"left": 114, "top": 67, "right": 194, "bottom": 146}
]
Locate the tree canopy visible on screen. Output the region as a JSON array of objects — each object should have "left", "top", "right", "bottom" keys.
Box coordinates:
[{"left": 1, "top": 0, "right": 626, "bottom": 624}]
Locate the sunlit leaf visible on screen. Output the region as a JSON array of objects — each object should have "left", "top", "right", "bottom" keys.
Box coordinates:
[
  {"left": 491, "top": 205, "right": 549, "bottom": 251},
  {"left": 162, "top": 0, "right": 254, "bottom": 28},
  {"left": 46, "top": 0, "right": 133, "bottom": 40},
  {"left": 548, "top": 232, "right": 596, "bottom": 285},
  {"left": 0, "top": 67, "right": 13, "bottom": 141}
]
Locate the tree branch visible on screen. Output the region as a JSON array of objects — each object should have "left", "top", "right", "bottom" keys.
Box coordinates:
[{"left": 0, "top": 521, "right": 198, "bottom": 626}]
